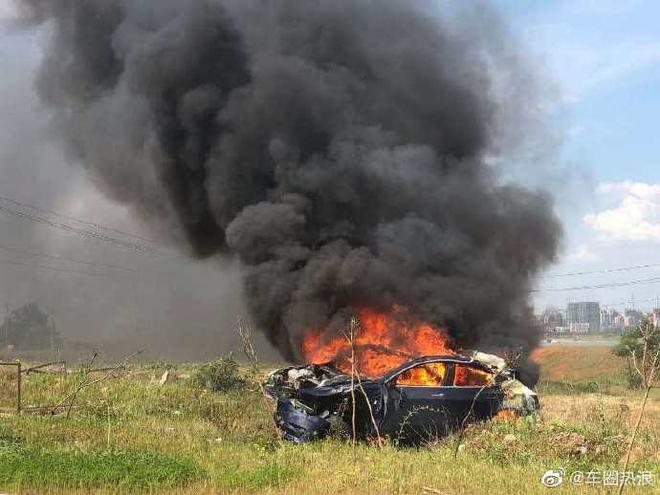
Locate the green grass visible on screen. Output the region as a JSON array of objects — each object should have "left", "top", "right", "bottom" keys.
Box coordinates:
[
  {"left": 216, "top": 461, "right": 299, "bottom": 490},
  {"left": 536, "top": 380, "right": 614, "bottom": 395},
  {"left": 0, "top": 352, "right": 657, "bottom": 494},
  {"left": 0, "top": 438, "right": 202, "bottom": 490}
]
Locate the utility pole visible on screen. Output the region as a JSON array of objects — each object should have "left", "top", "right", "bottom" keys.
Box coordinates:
[
  {"left": 49, "top": 314, "right": 55, "bottom": 353},
  {"left": 4, "top": 303, "right": 9, "bottom": 349},
  {"left": 132, "top": 273, "right": 139, "bottom": 335}
]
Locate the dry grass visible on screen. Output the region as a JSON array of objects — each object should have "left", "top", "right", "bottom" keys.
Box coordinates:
[{"left": 531, "top": 346, "right": 626, "bottom": 383}]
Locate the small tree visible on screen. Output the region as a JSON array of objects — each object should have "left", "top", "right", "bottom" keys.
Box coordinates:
[
  {"left": 613, "top": 318, "right": 660, "bottom": 389},
  {"left": 191, "top": 354, "right": 247, "bottom": 392},
  {"left": 0, "top": 302, "right": 60, "bottom": 350},
  {"left": 612, "top": 318, "right": 659, "bottom": 495}
]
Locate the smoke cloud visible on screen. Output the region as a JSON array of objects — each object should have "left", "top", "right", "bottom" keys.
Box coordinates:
[{"left": 19, "top": 0, "right": 561, "bottom": 361}]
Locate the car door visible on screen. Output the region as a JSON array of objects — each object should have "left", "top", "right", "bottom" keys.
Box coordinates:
[
  {"left": 381, "top": 361, "right": 502, "bottom": 443},
  {"left": 444, "top": 363, "right": 502, "bottom": 424},
  {"left": 382, "top": 361, "right": 454, "bottom": 442}
]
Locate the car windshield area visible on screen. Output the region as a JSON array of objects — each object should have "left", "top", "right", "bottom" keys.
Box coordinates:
[{"left": 392, "top": 361, "right": 495, "bottom": 387}]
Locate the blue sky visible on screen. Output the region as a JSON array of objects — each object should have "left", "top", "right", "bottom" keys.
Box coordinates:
[{"left": 496, "top": 0, "right": 660, "bottom": 183}]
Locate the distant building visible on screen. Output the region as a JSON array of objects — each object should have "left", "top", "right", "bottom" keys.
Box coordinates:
[
  {"left": 624, "top": 309, "right": 643, "bottom": 329},
  {"left": 600, "top": 308, "right": 623, "bottom": 332},
  {"left": 653, "top": 309, "right": 660, "bottom": 328},
  {"left": 567, "top": 302, "right": 601, "bottom": 332},
  {"left": 569, "top": 323, "right": 590, "bottom": 334},
  {"left": 613, "top": 313, "right": 627, "bottom": 330},
  {"left": 541, "top": 306, "right": 565, "bottom": 333}
]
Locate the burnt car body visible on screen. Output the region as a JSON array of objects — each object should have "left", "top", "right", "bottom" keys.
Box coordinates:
[{"left": 264, "top": 352, "right": 539, "bottom": 443}]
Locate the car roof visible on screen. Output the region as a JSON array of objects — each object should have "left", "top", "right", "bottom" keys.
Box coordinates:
[{"left": 379, "top": 354, "right": 492, "bottom": 383}]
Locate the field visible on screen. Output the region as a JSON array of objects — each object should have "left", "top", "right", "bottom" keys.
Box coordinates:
[{"left": 0, "top": 347, "right": 658, "bottom": 494}]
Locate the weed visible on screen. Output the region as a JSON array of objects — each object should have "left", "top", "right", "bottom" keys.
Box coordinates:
[
  {"left": 190, "top": 355, "right": 247, "bottom": 393},
  {"left": 536, "top": 380, "right": 612, "bottom": 395}
]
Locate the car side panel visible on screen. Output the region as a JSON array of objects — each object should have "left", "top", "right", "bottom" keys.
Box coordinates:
[{"left": 381, "top": 385, "right": 503, "bottom": 442}]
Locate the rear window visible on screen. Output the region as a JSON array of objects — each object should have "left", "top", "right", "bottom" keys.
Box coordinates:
[
  {"left": 453, "top": 365, "right": 493, "bottom": 387},
  {"left": 394, "top": 362, "right": 447, "bottom": 386}
]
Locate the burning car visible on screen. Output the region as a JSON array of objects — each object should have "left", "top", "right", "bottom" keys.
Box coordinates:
[{"left": 265, "top": 350, "right": 539, "bottom": 444}]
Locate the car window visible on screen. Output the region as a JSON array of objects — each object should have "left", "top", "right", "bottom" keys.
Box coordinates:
[
  {"left": 453, "top": 364, "right": 493, "bottom": 387},
  {"left": 394, "top": 362, "right": 447, "bottom": 386}
]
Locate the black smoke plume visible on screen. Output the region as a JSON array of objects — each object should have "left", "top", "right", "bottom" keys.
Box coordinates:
[{"left": 20, "top": 0, "right": 561, "bottom": 361}]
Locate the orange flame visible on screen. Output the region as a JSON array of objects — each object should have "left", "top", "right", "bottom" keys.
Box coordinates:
[{"left": 301, "top": 306, "right": 455, "bottom": 377}]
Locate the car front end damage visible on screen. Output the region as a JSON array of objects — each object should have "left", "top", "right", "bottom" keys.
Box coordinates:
[{"left": 264, "top": 352, "right": 539, "bottom": 443}]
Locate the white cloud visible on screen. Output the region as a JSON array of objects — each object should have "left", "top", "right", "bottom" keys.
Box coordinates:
[
  {"left": 567, "top": 243, "right": 598, "bottom": 262},
  {"left": 584, "top": 181, "right": 660, "bottom": 243},
  {"left": 578, "top": 41, "right": 660, "bottom": 94},
  {"left": 521, "top": 0, "right": 660, "bottom": 104},
  {"left": 565, "top": 0, "right": 646, "bottom": 17},
  {"left": 539, "top": 37, "right": 660, "bottom": 103}
]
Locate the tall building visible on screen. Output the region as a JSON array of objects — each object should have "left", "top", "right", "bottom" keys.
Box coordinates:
[{"left": 566, "top": 302, "right": 601, "bottom": 332}]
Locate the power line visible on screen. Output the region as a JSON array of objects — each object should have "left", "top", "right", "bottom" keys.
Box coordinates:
[
  {"left": 600, "top": 297, "right": 658, "bottom": 310},
  {"left": 0, "top": 258, "right": 122, "bottom": 277},
  {"left": 0, "top": 200, "right": 172, "bottom": 257},
  {"left": 0, "top": 243, "right": 134, "bottom": 272},
  {"left": 533, "top": 276, "right": 660, "bottom": 293},
  {"left": 0, "top": 194, "right": 159, "bottom": 245},
  {"left": 541, "top": 262, "right": 660, "bottom": 278}
]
